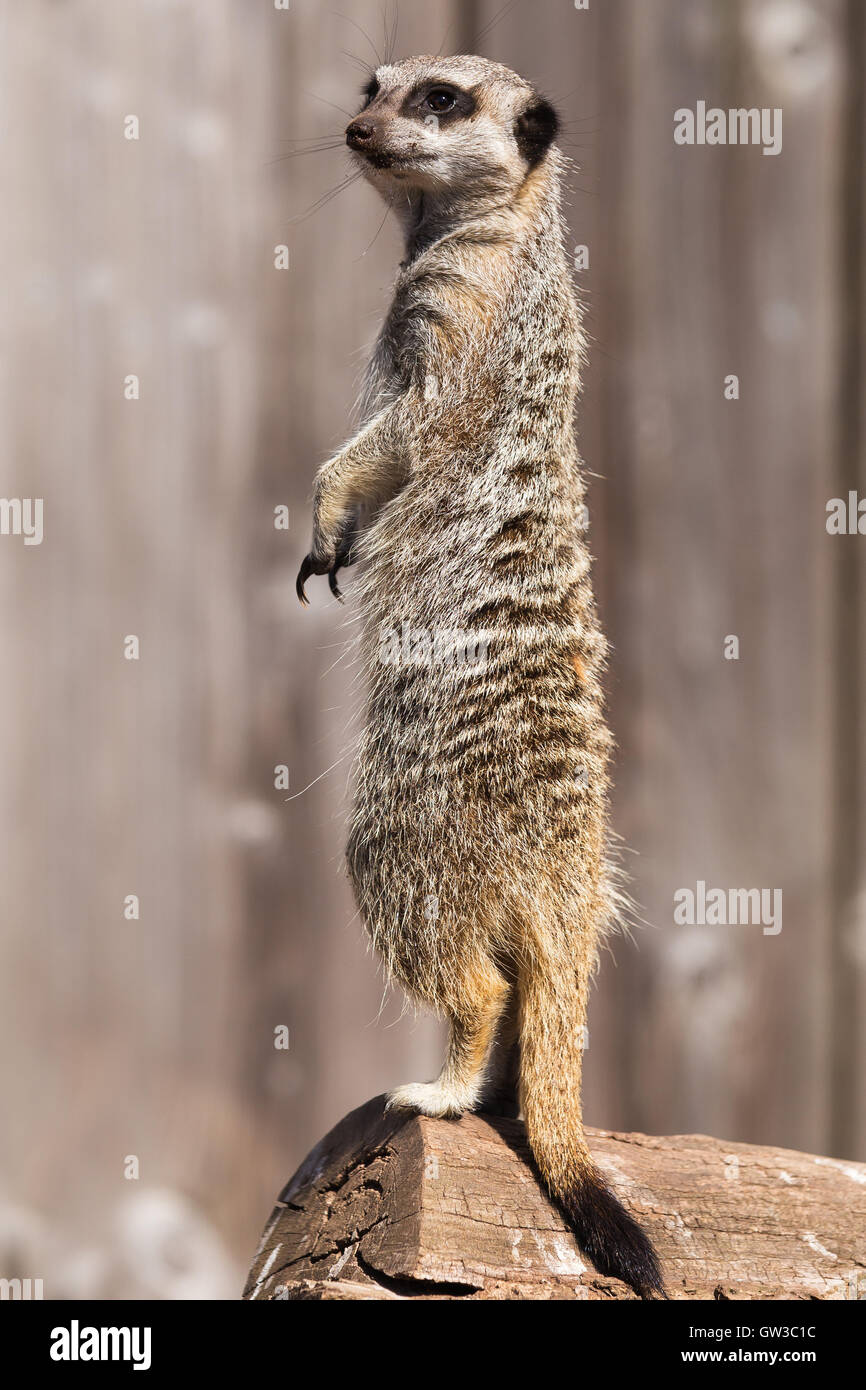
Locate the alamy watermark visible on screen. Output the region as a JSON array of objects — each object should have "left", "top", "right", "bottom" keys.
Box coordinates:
[
  {"left": 0, "top": 497, "right": 43, "bottom": 545},
  {"left": 826, "top": 491, "right": 866, "bottom": 534},
  {"left": 0, "top": 1277, "right": 43, "bottom": 1299},
  {"left": 674, "top": 880, "right": 782, "bottom": 936},
  {"left": 378, "top": 622, "right": 490, "bottom": 669},
  {"left": 50, "top": 1322, "right": 151, "bottom": 1371},
  {"left": 675, "top": 102, "right": 782, "bottom": 156}
]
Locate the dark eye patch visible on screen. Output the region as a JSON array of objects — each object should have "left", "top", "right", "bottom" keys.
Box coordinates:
[
  {"left": 360, "top": 76, "right": 380, "bottom": 107},
  {"left": 402, "top": 81, "right": 476, "bottom": 123}
]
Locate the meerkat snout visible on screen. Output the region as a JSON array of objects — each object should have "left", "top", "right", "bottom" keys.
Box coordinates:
[
  {"left": 345, "top": 119, "right": 375, "bottom": 150},
  {"left": 344, "top": 114, "right": 410, "bottom": 172}
]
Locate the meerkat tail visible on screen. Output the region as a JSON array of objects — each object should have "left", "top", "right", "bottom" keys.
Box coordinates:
[{"left": 518, "top": 963, "right": 665, "bottom": 1300}]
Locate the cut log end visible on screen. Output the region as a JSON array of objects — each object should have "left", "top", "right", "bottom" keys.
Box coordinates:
[{"left": 244, "top": 1095, "right": 866, "bottom": 1301}]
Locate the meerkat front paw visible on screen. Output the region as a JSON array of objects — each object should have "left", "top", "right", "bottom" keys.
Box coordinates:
[
  {"left": 385, "top": 1081, "right": 472, "bottom": 1119},
  {"left": 296, "top": 516, "right": 358, "bottom": 604}
]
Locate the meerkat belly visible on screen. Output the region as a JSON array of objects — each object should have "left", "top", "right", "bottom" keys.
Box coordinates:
[{"left": 347, "top": 468, "right": 607, "bottom": 983}]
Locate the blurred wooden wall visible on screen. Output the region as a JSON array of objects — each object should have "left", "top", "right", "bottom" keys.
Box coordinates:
[{"left": 0, "top": 0, "right": 862, "bottom": 1294}]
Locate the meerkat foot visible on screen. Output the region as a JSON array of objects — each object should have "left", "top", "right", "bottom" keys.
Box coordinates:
[{"left": 385, "top": 1080, "right": 477, "bottom": 1118}]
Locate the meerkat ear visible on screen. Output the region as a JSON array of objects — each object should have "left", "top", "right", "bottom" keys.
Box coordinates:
[{"left": 515, "top": 95, "right": 559, "bottom": 166}]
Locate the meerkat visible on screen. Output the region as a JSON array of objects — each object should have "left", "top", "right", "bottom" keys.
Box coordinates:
[{"left": 296, "top": 54, "right": 664, "bottom": 1299}]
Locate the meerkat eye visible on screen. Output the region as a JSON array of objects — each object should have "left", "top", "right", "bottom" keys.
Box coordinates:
[{"left": 425, "top": 89, "right": 456, "bottom": 114}]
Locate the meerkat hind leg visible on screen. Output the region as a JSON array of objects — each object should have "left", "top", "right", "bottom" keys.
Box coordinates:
[
  {"left": 387, "top": 974, "right": 509, "bottom": 1119},
  {"left": 478, "top": 989, "right": 522, "bottom": 1119}
]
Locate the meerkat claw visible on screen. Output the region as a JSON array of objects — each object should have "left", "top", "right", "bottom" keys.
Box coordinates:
[
  {"left": 296, "top": 555, "right": 313, "bottom": 605},
  {"left": 296, "top": 552, "right": 332, "bottom": 605},
  {"left": 328, "top": 566, "right": 343, "bottom": 601}
]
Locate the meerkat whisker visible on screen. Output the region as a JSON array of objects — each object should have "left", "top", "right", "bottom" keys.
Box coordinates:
[
  {"left": 340, "top": 50, "right": 375, "bottom": 79},
  {"left": 290, "top": 170, "right": 364, "bottom": 226},
  {"left": 355, "top": 191, "right": 396, "bottom": 262},
  {"left": 303, "top": 89, "right": 355, "bottom": 121},
  {"left": 331, "top": 10, "right": 383, "bottom": 69},
  {"left": 474, "top": 0, "right": 522, "bottom": 50},
  {"left": 267, "top": 144, "right": 347, "bottom": 166}
]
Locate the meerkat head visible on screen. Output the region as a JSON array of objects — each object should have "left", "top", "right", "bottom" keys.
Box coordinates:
[{"left": 344, "top": 55, "right": 559, "bottom": 204}]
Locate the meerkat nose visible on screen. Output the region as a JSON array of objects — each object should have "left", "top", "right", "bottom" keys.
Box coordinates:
[{"left": 346, "top": 120, "right": 376, "bottom": 150}]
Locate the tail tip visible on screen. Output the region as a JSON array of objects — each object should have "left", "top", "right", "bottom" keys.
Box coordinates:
[{"left": 564, "top": 1171, "right": 666, "bottom": 1300}]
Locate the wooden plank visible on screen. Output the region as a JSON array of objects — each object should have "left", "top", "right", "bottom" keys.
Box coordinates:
[{"left": 245, "top": 1096, "right": 866, "bottom": 1300}]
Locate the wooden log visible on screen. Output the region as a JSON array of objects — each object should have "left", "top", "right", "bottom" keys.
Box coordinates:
[{"left": 244, "top": 1095, "right": 866, "bottom": 1301}]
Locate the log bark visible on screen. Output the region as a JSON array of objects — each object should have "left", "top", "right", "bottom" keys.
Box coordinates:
[{"left": 244, "top": 1095, "right": 866, "bottom": 1301}]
